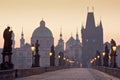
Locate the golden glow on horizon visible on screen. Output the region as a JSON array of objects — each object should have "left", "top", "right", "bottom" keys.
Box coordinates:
[{"left": 0, "top": 0, "right": 120, "bottom": 48}]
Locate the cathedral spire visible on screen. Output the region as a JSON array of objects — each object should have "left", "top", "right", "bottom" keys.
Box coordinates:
[{"left": 20, "top": 27, "right": 25, "bottom": 48}]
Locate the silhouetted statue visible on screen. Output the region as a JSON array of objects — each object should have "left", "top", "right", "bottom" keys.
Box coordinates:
[
  {"left": 111, "top": 39, "right": 116, "bottom": 46},
  {"left": 3, "top": 26, "right": 13, "bottom": 53},
  {"left": 0, "top": 26, "right": 14, "bottom": 70}
]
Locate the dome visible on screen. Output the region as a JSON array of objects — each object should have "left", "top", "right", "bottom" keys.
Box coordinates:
[{"left": 32, "top": 20, "right": 53, "bottom": 38}]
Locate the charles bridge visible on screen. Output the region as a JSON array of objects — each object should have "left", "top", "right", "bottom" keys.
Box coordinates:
[{"left": 0, "top": 66, "right": 120, "bottom": 80}]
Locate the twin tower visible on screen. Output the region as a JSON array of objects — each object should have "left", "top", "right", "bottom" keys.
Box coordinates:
[{"left": 81, "top": 11, "right": 103, "bottom": 67}]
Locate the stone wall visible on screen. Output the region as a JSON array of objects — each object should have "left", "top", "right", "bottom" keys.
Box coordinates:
[{"left": 15, "top": 67, "right": 45, "bottom": 78}]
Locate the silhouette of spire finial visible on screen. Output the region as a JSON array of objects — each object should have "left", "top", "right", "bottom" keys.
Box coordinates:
[
  {"left": 71, "top": 32, "right": 73, "bottom": 37},
  {"left": 60, "top": 27, "right": 62, "bottom": 39},
  {"left": 76, "top": 27, "right": 79, "bottom": 40}
]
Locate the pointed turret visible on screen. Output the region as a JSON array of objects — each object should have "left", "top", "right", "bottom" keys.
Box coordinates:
[
  {"left": 20, "top": 28, "right": 25, "bottom": 48},
  {"left": 76, "top": 28, "right": 79, "bottom": 40},
  {"left": 56, "top": 28, "right": 64, "bottom": 51},
  {"left": 99, "top": 20, "right": 103, "bottom": 28}
]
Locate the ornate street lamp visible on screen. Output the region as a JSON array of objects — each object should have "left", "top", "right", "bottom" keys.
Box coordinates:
[
  {"left": 112, "top": 45, "right": 117, "bottom": 67},
  {"left": 49, "top": 52, "right": 53, "bottom": 57},
  {"left": 31, "top": 44, "right": 35, "bottom": 67},
  {"left": 50, "top": 45, "right": 55, "bottom": 66},
  {"left": 58, "top": 55, "right": 60, "bottom": 59},
  {"left": 58, "top": 52, "right": 64, "bottom": 66},
  {"left": 102, "top": 51, "right": 106, "bottom": 66},
  {"left": 97, "top": 55, "right": 100, "bottom": 59},
  {"left": 112, "top": 46, "right": 117, "bottom": 52},
  {"left": 102, "top": 51, "right": 106, "bottom": 57},
  {"left": 110, "top": 39, "right": 117, "bottom": 68},
  {"left": 96, "top": 51, "right": 101, "bottom": 66}
]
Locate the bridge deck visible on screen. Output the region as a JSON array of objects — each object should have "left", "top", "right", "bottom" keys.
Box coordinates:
[{"left": 15, "top": 68, "right": 120, "bottom": 80}]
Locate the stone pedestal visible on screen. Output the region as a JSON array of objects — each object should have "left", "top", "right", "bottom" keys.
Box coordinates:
[{"left": 0, "top": 52, "right": 13, "bottom": 70}]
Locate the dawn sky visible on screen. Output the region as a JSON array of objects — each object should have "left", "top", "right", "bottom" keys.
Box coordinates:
[{"left": 0, "top": 0, "right": 120, "bottom": 48}]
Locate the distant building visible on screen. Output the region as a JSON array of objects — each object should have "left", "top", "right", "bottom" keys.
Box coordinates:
[
  {"left": 20, "top": 28, "right": 25, "bottom": 48},
  {"left": 55, "top": 28, "right": 82, "bottom": 67},
  {"left": 31, "top": 20, "right": 54, "bottom": 67},
  {"left": 65, "top": 32, "right": 82, "bottom": 67},
  {"left": 55, "top": 29, "right": 64, "bottom": 66},
  {"left": 116, "top": 45, "right": 120, "bottom": 67},
  {"left": 81, "top": 11, "right": 103, "bottom": 67}
]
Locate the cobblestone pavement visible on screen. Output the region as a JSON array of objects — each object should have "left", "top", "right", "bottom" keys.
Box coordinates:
[{"left": 15, "top": 68, "right": 120, "bottom": 80}]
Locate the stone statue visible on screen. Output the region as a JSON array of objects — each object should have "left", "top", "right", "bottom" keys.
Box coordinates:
[
  {"left": 3, "top": 26, "right": 13, "bottom": 53},
  {"left": 111, "top": 39, "right": 116, "bottom": 46},
  {"left": 1, "top": 26, "right": 14, "bottom": 70}
]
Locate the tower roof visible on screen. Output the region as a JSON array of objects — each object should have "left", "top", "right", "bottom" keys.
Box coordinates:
[{"left": 86, "top": 12, "right": 96, "bottom": 29}]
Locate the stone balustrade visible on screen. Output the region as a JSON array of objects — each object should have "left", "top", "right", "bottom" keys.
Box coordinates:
[
  {"left": 93, "top": 66, "right": 120, "bottom": 78},
  {"left": 0, "top": 66, "right": 69, "bottom": 80},
  {"left": 0, "top": 69, "right": 15, "bottom": 80}
]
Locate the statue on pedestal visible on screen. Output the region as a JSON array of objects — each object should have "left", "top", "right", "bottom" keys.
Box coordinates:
[{"left": 0, "top": 26, "right": 14, "bottom": 70}]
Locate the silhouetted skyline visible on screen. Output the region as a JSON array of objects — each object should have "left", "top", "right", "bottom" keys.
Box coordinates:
[{"left": 0, "top": 0, "right": 120, "bottom": 48}]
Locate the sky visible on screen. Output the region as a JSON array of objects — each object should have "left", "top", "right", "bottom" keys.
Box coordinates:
[{"left": 0, "top": 0, "right": 120, "bottom": 48}]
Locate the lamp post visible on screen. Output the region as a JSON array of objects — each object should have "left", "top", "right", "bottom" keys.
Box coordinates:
[
  {"left": 104, "top": 45, "right": 109, "bottom": 67},
  {"left": 49, "top": 52, "right": 54, "bottom": 66},
  {"left": 96, "top": 51, "right": 101, "bottom": 66},
  {"left": 58, "top": 55, "right": 61, "bottom": 66},
  {"left": 112, "top": 45, "right": 117, "bottom": 67},
  {"left": 34, "top": 40, "right": 40, "bottom": 67},
  {"left": 50, "top": 45, "right": 55, "bottom": 66},
  {"left": 110, "top": 39, "right": 117, "bottom": 68},
  {"left": 31, "top": 44, "right": 35, "bottom": 67},
  {"left": 58, "top": 52, "right": 64, "bottom": 66},
  {"left": 102, "top": 51, "right": 106, "bottom": 66}
]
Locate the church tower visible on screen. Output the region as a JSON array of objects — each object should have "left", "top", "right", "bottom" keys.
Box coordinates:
[
  {"left": 55, "top": 28, "right": 64, "bottom": 66},
  {"left": 20, "top": 28, "right": 25, "bottom": 48},
  {"left": 76, "top": 28, "right": 80, "bottom": 45},
  {"left": 57, "top": 28, "right": 64, "bottom": 51},
  {"left": 81, "top": 11, "right": 103, "bottom": 67}
]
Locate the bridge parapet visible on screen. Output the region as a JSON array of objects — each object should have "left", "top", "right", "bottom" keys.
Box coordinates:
[
  {"left": 93, "top": 66, "right": 120, "bottom": 78},
  {"left": 0, "top": 69, "right": 15, "bottom": 80},
  {"left": 0, "top": 66, "right": 69, "bottom": 80}
]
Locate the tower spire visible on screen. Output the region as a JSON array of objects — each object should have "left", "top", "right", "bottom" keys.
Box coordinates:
[
  {"left": 76, "top": 27, "right": 79, "bottom": 40},
  {"left": 71, "top": 32, "right": 73, "bottom": 37},
  {"left": 20, "top": 27, "right": 25, "bottom": 48},
  {"left": 21, "top": 27, "right": 24, "bottom": 37},
  {"left": 60, "top": 27, "right": 62, "bottom": 39}
]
